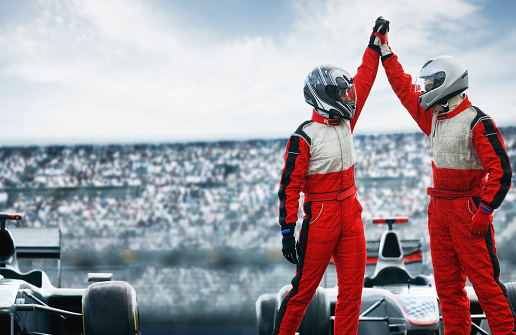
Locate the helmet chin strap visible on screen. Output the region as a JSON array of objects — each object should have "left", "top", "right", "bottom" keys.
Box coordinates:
[
  {"left": 434, "top": 93, "right": 464, "bottom": 113},
  {"left": 433, "top": 101, "right": 449, "bottom": 113}
]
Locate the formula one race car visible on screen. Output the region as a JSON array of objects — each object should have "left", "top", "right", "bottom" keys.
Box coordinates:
[
  {"left": 256, "top": 218, "right": 516, "bottom": 335},
  {"left": 0, "top": 213, "right": 141, "bottom": 335}
]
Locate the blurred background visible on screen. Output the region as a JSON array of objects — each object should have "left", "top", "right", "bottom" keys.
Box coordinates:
[{"left": 0, "top": 0, "right": 515, "bottom": 334}]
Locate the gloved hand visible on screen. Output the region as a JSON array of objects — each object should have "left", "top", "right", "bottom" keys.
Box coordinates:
[
  {"left": 469, "top": 203, "right": 492, "bottom": 237},
  {"left": 281, "top": 226, "right": 298, "bottom": 264},
  {"left": 368, "top": 16, "right": 392, "bottom": 58}
]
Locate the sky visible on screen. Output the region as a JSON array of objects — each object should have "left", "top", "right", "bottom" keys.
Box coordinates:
[{"left": 0, "top": 0, "right": 515, "bottom": 145}]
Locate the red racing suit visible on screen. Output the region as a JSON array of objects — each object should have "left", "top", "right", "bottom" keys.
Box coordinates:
[
  {"left": 382, "top": 52, "right": 515, "bottom": 335},
  {"left": 273, "top": 46, "right": 379, "bottom": 335}
]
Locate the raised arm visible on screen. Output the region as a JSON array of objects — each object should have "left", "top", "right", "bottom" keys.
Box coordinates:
[
  {"left": 370, "top": 17, "right": 433, "bottom": 136},
  {"left": 382, "top": 55, "right": 433, "bottom": 136},
  {"left": 350, "top": 47, "right": 380, "bottom": 131},
  {"left": 350, "top": 17, "right": 387, "bottom": 131}
]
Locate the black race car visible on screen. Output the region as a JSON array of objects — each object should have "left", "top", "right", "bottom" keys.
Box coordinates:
[
  {"left": 0, "top": 213, "right": 141, "bottom": 335},
  {"left": 256, "top": 218, "right": 516, "bottom": 335}
]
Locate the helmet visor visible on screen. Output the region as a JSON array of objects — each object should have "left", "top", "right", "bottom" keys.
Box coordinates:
[
  {"left": 343, "top": 86, "right": 356, "bottom": 103},
  {"left": 415, "top": 71, "right": 446, "bottom": 94},
  {"left": 325, "top": 85, "right": 356, "bottom": 104}
]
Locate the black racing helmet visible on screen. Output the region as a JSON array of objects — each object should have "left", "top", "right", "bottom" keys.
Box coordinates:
[{"left": 303, "top": 65, "right": 357, "bottom": 119}]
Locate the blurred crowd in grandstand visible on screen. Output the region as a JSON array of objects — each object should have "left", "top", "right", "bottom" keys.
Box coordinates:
[{"left": 1, "top": 128, "right": 515, "bottom": 319}]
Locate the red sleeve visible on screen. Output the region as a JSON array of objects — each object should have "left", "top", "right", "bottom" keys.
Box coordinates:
[
  {"left": 472, "top": 118, "right": 512, "bottom": 209},
  {"left": 350, "top": 47, "right": 380, "bottom": 132},
  {"left": 278, "top": 134, "right": 310, "bottom": 228},
  {"left": 382, "top": 54, "right": 433, "bottom": 136}
]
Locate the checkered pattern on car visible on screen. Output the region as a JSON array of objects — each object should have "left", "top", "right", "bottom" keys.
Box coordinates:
[{"left": 398, "top": 296, "right": 439, "bottom": 323}]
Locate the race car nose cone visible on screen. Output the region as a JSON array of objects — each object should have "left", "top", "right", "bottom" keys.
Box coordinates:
[{"left": 0, "top": 282, "right": 19, "bottom": 309}]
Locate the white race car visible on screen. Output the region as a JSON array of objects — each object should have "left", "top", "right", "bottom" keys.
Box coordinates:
[{"left": 256, "top": 218, "right": 516, "bottom": 335}]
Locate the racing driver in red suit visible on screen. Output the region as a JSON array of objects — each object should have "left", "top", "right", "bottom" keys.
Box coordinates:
[
  {"left": 372, "top": 18, "right": 515, "bottom": 335},
  {"left": 272, "top": 18, "right": 389, "bottom": 335}
]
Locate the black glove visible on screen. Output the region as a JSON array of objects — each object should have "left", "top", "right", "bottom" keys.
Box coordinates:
[
  {"left": 368, "top": 16, "right": 390, "bottom": 56},
  {"left": 281, "top": 226, "right": 298, "bottom": 264}
]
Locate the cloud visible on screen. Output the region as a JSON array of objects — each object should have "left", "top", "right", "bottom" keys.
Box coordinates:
[{"left": 0, "top": 0, "right": 513, "bottom": 145}]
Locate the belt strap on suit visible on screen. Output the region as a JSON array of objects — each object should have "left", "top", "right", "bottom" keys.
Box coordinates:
[
  {"left": 427, "top": 187, "right": 480, "bottom": 199},
  {"left": 305, "top": 184, "right": 357, "bottom": 202}
]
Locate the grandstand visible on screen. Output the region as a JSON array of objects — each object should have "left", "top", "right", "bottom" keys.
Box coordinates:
[{"left": 1, "top": 128, "right": 515, "bottom": 321}]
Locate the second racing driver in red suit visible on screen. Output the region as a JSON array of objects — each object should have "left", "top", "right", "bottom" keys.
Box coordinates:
[
  {"left": 272, "top": 18, "right": 388, "bottom": 335},
  {"left": 373, "top": 17, "right": 515, "bottom": 335}
]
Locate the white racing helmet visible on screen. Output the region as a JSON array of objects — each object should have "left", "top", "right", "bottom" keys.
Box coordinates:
[
  {"left": 303, "top": 65, "right": 357, "bottom": 119},
  {"left": 415, "top": 55, "right": 468, "bottom": 111}
]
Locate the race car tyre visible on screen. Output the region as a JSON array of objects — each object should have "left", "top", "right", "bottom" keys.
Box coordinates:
[
  {"left": 298, "top": 286, "right": 330, "bottom": 335},
  {"left": 256, "top": 293, "right": 276, "bottom": 335},
  {"left": 82, "top": 281, "right": 140, "bottom": 335},
  {"left": 275, "top": 285, "right": 330, "bottom": 335},
  {"left": 505, "top": 282, "right": 516, "bottom": 308}
]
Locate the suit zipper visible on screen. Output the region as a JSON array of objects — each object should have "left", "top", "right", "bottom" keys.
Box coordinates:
[
  {"left": 432, "top": 115, "right": 438, "bottom": 137},
  {"left": 430, "top": 115, "right": 438, "bottom": 157},
  {"left": 334, "top": 126, "right": 347, "bottom": 220},
  {"left": 334, "top": 126, "right": 345, "bottom": 174}
]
